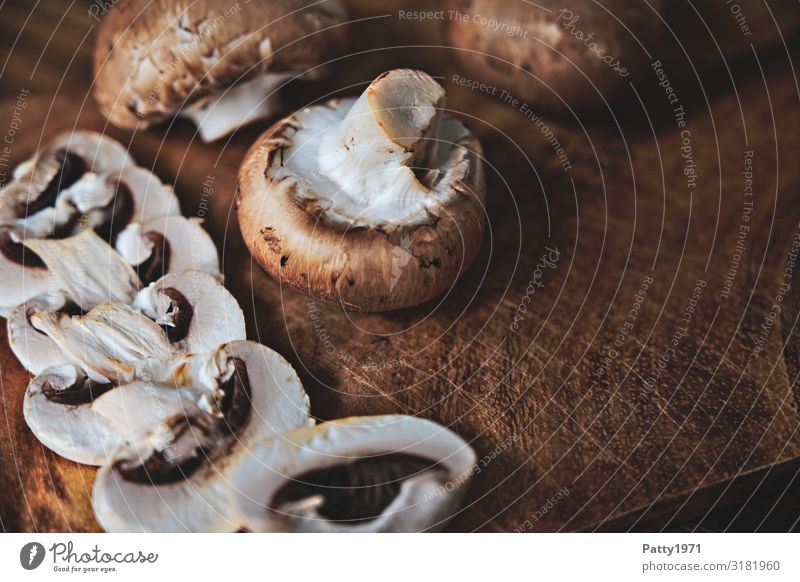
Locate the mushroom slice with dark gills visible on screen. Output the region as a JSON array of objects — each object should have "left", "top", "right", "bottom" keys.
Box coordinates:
[
  {"left": 0, "top": 131, "right": 132, "bottom": 313},
  {"left": 133, "top": 271, "right": 244, "bottom": 354},
  {"left": 93, "top": 341, "right": 312, "bottom": 532},
  {"left": 0, "top": 132, "right": 181, "bottom": 313},
  {"left": 116, "top": 215, "right": 220, "bottom": 284},
  {"left": 30, "top": 301, "right": 172, "bottom": 385},
  {"left": 232, "top": 415, "right": 476, "bottom": 532},
  {"left": 23, "top": 364, "right": 205, "bottom": 466}
]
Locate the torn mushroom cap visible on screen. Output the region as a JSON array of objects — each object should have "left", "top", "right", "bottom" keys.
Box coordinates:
[
  {"left": 117, "top": 214, "right": 220, "bottom": 284},
  {"left": 0, "top": 131, "right": 134, "bottom": 313},
  {"left": 31, "top": 301, "right": 172, "bottom": 385},
  {"left": 93, "top": 0, "right": 349, "bottom": 141},
  {"left": 93, "top": 341, "right": 313, "bottom": 532},
  {"left": 133, "top": 270, "right": 245, "bottom": 355},
  {"left": 231, "top": 415, "right": 476, "bottom": 532},
  {"left": 237, "top": 69, "right": 486, "bottom": 311},
  {"left": 23, "top": 364, "right": 204, "bottom": 466}
]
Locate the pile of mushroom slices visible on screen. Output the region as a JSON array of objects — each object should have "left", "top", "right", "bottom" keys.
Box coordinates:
[{"left": 1, "top": 131, "right": 476, "bottom": 533}]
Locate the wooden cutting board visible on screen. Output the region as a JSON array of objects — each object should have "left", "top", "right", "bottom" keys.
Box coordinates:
[{"left": 2, "top": 0, "right": 800, "bottom": 532}]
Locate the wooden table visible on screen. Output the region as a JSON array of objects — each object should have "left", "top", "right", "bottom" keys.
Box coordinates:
[{"left": 1, "top": 0, "right": 800, "bottom": 532}]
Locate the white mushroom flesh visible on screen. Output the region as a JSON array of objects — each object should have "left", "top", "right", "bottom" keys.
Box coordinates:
[
  {"left": 276, "top": 69, "right": 475, "bottom": 229},
  {"left": 24, "top": 229, "right": 141, "bottom": 311},
  {"left": 31, "top": 302, "right": 172, "bottom": 384}
]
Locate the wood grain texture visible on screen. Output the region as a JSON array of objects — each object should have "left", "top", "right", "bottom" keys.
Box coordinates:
[{"left": 1, "top": 0, "right": 800, "bottom": 532}]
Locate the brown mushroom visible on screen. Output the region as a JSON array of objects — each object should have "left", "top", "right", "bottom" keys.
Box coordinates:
[
  {"left": 237, "top": 69, "right": 486, "bottom": 311},
  {"left": 443, "top": 0, "right": 661, "bottom": 112},
  {"left": 93, "top": 0, "right": 350, "bottom": 141}
]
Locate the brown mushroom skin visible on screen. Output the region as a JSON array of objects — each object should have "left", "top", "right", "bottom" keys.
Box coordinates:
[
  {"left": 236, "top": 108, "right": 486, "bottom": 312},
  {"left": 444, "top": 0, "right": 662, "bottom": 112},
  {"left": 92, "top": 0, "right": 349, "bottom": 130}
]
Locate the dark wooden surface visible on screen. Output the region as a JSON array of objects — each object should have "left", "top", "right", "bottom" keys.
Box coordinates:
[{"left": 1, "top": 0, "right": 800, "bottom": 532}]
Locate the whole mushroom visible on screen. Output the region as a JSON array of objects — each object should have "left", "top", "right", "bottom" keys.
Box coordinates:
[
  {"left": 237, "top": 69, "right": 486, "bottom": 311},
  {"left": 444, "top": 0, "right": 662, "bottom": 112},
  {"left": 93, "top": 0, "right": 350, "bottom": 142}
]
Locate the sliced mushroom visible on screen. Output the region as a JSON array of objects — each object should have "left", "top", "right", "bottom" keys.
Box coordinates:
[
  {"left": 7, "top": 293, "right": 76, "bottom": 375},
  {"left": 24, "top": 229, "right": 141, "bottom": 312},
  {"left": 0, "top": 132, "right": 133, "bottom": 312},
  {"left": 89, "top": 167, "right": 181, "bottom": 244},
  {"left": 0, "top": 131, "right": 183, "bottom": 314},
  {"left": 116, "top": 214, "right": 220, "bottom": 284},
  {"left": 232, "top": 415, "right": 476, "bottom": 532},
  {"left": 31, "top": 301, "right": 172, "bottom": 385},
  {"left": 237, "top": 69, "right": 486, "bottom": 311},
  {"left": 93, "top": 341, "right": 313, "bottom": 532},
  {"left": 133, "top": 271, "right": 245, "bottom": 354},
  {"left": 93, "top": 0, "right": 350, "bottom": 141},
  {"left": 24, "top": 364, "right": 205, "bottom": 466}
]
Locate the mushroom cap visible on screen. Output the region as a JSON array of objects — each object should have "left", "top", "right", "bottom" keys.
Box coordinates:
[
  {"left": 133, "top": 270, "right": 245, "bottom": 355},
  {"left": 93, "top": 340, "right": 312, "bottom": 532},
  {"left": 444, "top": 0, "right": 662, "bottom": 111},
  {"left": 236, "top": 97, "right": 486, "bottom": 312},
  {"left": 231, "top": 415, "right": 477, "bottom": 532},
  {"left": 93, "top": 0, "right": 349, "bottom": 129}
]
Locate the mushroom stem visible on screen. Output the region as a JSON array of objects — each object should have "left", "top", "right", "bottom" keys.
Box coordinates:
[
  {"left": 179, "top": 73, "right": 290, "bottom": 142},
  {"left": 318, "top": 69, "right": 446, "bottom": 206}
]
